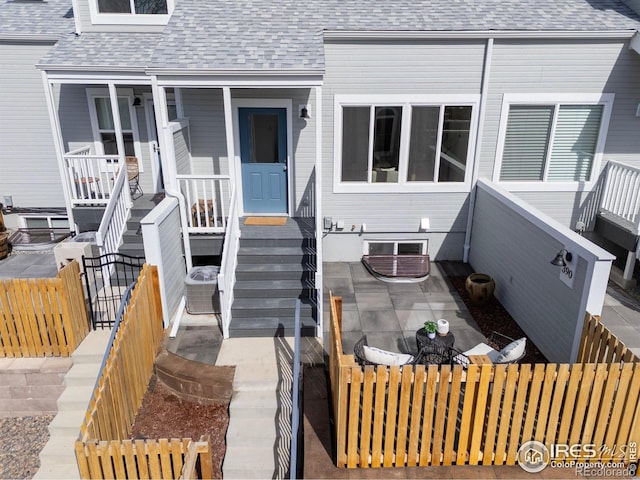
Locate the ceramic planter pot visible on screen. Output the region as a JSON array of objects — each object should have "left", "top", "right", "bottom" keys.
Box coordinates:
[
  {"left": 437, "top": 319, "right": 450, "bottom": 336},
  {"left": 465, "top": 273, "right": 495, "bottom": 306}
]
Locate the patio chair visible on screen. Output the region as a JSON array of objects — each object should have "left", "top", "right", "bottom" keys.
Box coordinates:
[
  {"left": 454, "top": 331, "right": 526, "bottom": 366},
  {"left": 126, "top": 156, "right": 143, "bottom": 199},
  {"left": 353, "top": 335, "right": 415, "bottom": 366}
]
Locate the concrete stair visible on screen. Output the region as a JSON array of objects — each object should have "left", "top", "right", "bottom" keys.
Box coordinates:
[
  {"left": 34, "top": 330, "right": 111, "bottom": 480},
  {"left": 217, "top": 338, "right": 291, "bottom": 479},
  {"left": 217, "top": 336, "right": 323, "bottom": 480}
]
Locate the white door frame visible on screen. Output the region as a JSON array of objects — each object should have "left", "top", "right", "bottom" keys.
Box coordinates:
[{"left": 232, "top": 98, "right": 294, "bottom": 217}]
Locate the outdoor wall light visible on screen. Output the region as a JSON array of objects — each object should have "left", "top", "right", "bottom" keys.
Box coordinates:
[
  {"left": 132, "top": 97, "right": 142, "bottom": 107},
  {"left": 550, "top": 249, "right": 573, "bottom": 267},
  {"left": 299, "top": 104, "right": 311, "bottom": 119}
]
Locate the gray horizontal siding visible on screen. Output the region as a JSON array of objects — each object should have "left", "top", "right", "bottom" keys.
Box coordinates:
[
  {"left": 173, "top": 127, "right": 191, "bottom": 175},
  {"left": 468, "top": 186, "right": 585, "bottom": 363},
  {"left": 322, "top": 40, "right": 484, "bottom": 253},
  {"left": 0, "top": 42, "right": 64, "bottom": 208},
  {"left": 182, "top": 89, "right": 227, "bottom": 176},
  {"left": 57, "top": 84, "right": 95, "bottom": 153},
  {"left": 158, "top": 203, "right": 185, "bottom": 319},
  {"left": 480, "top": 39, "right": 640, "bottom": 180}
]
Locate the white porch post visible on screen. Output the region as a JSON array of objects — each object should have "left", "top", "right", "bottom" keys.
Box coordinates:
[
  {"left": 222, "top": 87, "right": 236, "bottom": 182},
  {"left": 151, "top": 76, "right": 193, "bottom": 270},
  {"left": 41, "top": 72, "right": 76, "bottom": 230},
  {"left": 107, "top": 83, "right": 126, "bottom": 164},
  {"left": 314, "top": 85, "right": 323, "bottom": 338},
  {"left": 175, "top": 87, "right": 184, "bottom": 118}
]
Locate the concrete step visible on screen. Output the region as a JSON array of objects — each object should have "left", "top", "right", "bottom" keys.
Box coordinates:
[
  {"left": 57, "top": 385, "right": 93, "bottom": 411},
  {"left": 33, "top": 463, "right": 80, "bottom": 480},
  {"left": 72, "top": 331, "right": 111, "bottom": 364},
  {"left": 222, "top": 445, "right": 275, "bottom": 479},
  {"left": 226, "top": 416, "right": 276, "bottom": 444},
  {"left": 39, "top": 435, "right": 79, "bottom": 464},
  {"left": 229, "top": 391, "right": 278, "bottom": 417},
  {"left": 48, "top": 409, "right": 86, "bottom": 437},
  {"left": 64, "top": 363, "right": 101, "bottom": 387},
  {"left": 232, "top": 364, "right": 279, "bottom": 392}
]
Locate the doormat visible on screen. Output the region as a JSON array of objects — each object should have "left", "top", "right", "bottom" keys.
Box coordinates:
[{"left": 244, "top": 217, "right": 287, "bottom": 226}]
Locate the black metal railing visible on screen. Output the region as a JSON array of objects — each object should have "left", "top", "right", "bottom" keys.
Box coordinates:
[{"left": 82, "top": 253, "right": 144, "bottom": 329}]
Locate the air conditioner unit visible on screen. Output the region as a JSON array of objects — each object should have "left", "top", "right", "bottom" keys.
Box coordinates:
[{"left": 185, "top": 266, "right": 221, "bottom": 314}]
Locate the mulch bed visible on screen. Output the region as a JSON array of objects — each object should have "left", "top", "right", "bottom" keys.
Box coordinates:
[
  {"left": 130, "top": 377, "right": 229, "bottom": 479},
  {"left": 449, "top": 276, "right": 548, "bottom": 364}
]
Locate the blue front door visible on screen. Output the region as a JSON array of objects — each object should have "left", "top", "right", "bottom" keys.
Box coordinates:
[{"left": 239, "top": 108, "right": 288, "bottom": 214}]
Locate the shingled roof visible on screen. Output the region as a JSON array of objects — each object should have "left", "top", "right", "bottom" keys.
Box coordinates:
[
  {"left": 38, "top": 0, "right": 640, "bottom": 72},
  {"left": 0, "top": 0, "right": 73, "bottom": 38}
]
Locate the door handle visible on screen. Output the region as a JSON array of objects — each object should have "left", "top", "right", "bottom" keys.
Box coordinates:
[{"left": 283, "top": 165, "right": 288, "bottom": 172}]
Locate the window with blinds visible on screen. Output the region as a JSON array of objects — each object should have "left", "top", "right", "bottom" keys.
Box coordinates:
[{"left": 499, "top": 103, "right": 603, "bottom": 182}]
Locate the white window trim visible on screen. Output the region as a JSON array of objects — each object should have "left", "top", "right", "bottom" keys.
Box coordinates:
[
  {"left": 362, "top": 239, "right": 429, "bottom": 255},
  {"left": 88, "top": 0, "right": 173, "bottom": 25},
  {"left": 333, "top": 94, "right": 480, "bottom": 194},
  {"left": 492, "top": 93, "right": 614, "bottom": 192},
  {"left": 86, "top": 87, "right": 143, "bottom": 171},
  {"left": 18, "top": 215, "right": 69, "bottom": 229}
]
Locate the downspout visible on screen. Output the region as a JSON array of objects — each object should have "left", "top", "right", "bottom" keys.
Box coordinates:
[
  {"left": 151, "top": 76, "right": 193, "bottom": 270},
  {"left": 463, "top": 37, "right": 494, "bottom": 263},
  {"left": 41, "top": 72, "right": 76, "bottom": 230}
]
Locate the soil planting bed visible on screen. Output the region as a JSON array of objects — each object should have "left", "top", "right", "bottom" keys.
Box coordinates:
[
  {"left": 130, "top": 377, "right": 229, "bottom": 479},
  {"left": 449, "top": 276, "right": 548, "bottom": 364}
]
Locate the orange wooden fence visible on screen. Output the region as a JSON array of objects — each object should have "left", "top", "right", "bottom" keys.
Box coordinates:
[
  {"left": 578, "top": 313, "right": 639, "bottom": 364},
  {"left": 0, "top": 261, "right": 89, "bottom": 357},
  {"left": 75, "top": 264, "right": 212, "bottom": 479},
  {"left": 329, "top": 293, "right": 640, "bottom": 469}
]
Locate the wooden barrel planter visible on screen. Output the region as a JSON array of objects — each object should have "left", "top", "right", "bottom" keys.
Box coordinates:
[
  {"left": 465, "top": 273, "right": 495, "bottom": 306},
  {"left": 0, "top": 232, "right": 9, "bottom": 260}
]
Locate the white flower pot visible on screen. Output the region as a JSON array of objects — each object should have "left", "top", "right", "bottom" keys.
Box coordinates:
[
  {"left": 427, "top": 332, "right": 436, "bottom": 339},
  {"left": 437, "top": 319, "right": 450, "bottom": 336}
]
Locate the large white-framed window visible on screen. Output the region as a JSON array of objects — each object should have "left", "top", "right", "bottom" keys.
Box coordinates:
[
  {"left": 334, "top": 94, "right": 480, "bottom": 193},
  {"left": 86, "top": 88, "right": 143, "bottom": 169},
  {"left": 88, "top": 0, "right": 173, "bottom": 25},
  {"left": 493, "top": 93, "right": 614, "bottom": 191}
]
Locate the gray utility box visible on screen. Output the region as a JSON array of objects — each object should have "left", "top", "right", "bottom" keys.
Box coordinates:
[{"left": 185, "top": 266, "right": 221, "bottom": 314}]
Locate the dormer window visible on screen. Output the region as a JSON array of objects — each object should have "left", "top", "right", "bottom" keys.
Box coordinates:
[
  {"left": 97, "top": 0, "right": 167, "bottom": 14},
  {"left": 89, "top": 0, "right": 173, "bottom": 25}
]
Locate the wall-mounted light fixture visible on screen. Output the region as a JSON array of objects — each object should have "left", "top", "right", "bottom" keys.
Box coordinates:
[
  {"left": 132, "top": 97, "right": 142, "bottom": 107},
  {"left": 3, "top": 196, "right": 13, "bottom": 208},
  {"left": 299, "top": 104, "right": 311, "bottom": 119},
  {"left": 550, "top": 248, "right": 573, "bottom": 267}
]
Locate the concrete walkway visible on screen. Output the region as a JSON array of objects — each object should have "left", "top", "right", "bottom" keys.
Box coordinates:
[
  {"left": 34, "top": 330, "right": 111, "bottom": 480},
  {"left": 215, "top": 336, "right": 323, "bottom": 479}
]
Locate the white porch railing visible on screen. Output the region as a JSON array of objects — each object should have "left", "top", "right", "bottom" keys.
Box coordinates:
[
  {"left": 96, "top": 165, "right": 132, "bottom": 257},
  {"left": 177, "top": 175, "right": 231, "bottom": 233},
  {"left": 218, "top": 186, "right": 239, "bottom": 339},
  {"left": 600, "top": 160, "right": 640, "bottom": 234},
  {"left": 63, "top": 145, "right": 120, "bottom": 206}
]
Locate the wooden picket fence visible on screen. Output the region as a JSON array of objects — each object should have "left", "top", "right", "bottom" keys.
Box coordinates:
[
  {"left": 329, "top": 293, "right": 640, "bottom": 469},
  {"left": 75, "top": 264, "right": 213, "bottom": 479},
  {"left": 0, "top": 261, "right": 89, "bottom": 357},
  {"left": 578, "top": 312, "right": 639, "bottom": 364}
]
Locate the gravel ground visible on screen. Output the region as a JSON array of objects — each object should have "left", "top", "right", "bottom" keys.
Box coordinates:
[{"left": 0, "top": 415, "right": 53, "bottom": 480}]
